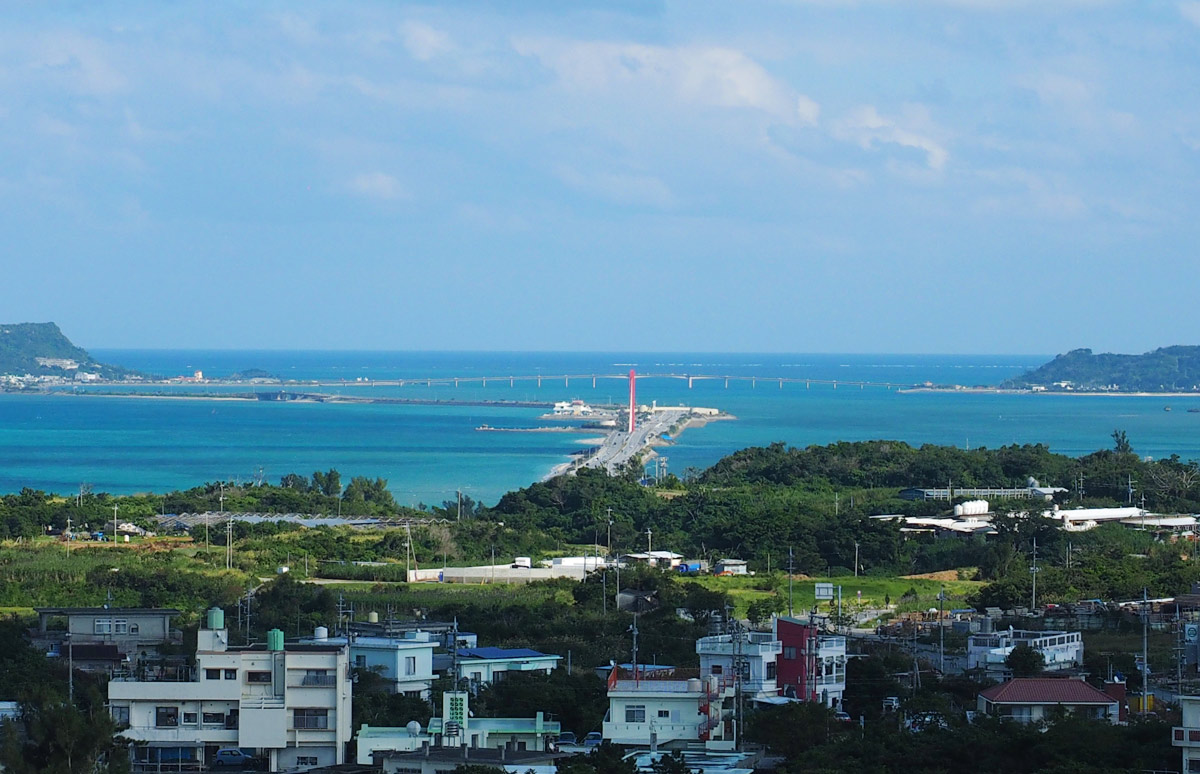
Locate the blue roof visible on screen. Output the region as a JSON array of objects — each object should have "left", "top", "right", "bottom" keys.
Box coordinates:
[{"left": 456, "top": 647, "right": 555, "bottom": 660}]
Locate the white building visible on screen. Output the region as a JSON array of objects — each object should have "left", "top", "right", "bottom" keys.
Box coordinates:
[
  {"left": 714, "top": 559, "right": 748, "bottom": 576},
  {"left": 1173, "top": 696, "right": 1200, "bottom": 772},
  {"left": 696, "top": 632, "right": 780, "bottom": 699},
  {"left": 301, "top": 628, "right": 436, "bottom": 697},
  {"left": 356, "top": 690, "right": 560, "bottom": 763},
  {"left": 967, "top": 628, "right": 1083, "bottom": 675},
  {"left": 108, "top": 608, "right": 353, "bottom": 773},
  {"left": 451, "top": 647, "right": 561, "bottom": 688},
  {"left": 602, "top": 672, "right": 730, "bottom": 750}
]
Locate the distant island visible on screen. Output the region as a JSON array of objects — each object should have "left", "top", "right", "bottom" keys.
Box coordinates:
[
  {"left": 0, "top": 322, "right": 141, "bottom": 385},
  {"left": 1002, "top": 346, "right": 1200, "bottom": 393}
]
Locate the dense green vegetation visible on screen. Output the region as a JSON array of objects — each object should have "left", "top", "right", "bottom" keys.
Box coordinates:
[
  {"left": 0, "top": 322, "right": 133, "bottom": 380},
  {"left": 1003, "top": 345, "right": 1200, "bottom": 391}
]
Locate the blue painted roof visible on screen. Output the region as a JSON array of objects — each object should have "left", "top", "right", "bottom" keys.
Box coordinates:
[{"left": 456, "top": 647, "right": 555, "bottom": 660}]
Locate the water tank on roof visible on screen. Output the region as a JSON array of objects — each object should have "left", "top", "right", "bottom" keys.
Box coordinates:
[
  {"left": 206, "top": 607, "right": 225, "bottom": 631},
  {"left": 687, "top": 678, "right": 702, "bottom": 692},
  {"left": 267, "top": 629, "right": 284, "bottom": 651},
  {"left": 368, "top": 611, "right": 380, "bottom": 623},
  {"left": 406, "top": 720, "right": 422, "bottom": 737},
  {"left": 314, "top": 626, "right": 328, "bottom": 641}
]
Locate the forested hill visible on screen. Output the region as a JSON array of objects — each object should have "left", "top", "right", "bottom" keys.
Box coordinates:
[
  {"left": 1002, "top": 346, "right": 1200, "bottom": 391},
  {"left": 0, "top": 322, "right": 132, "bottom": 378}
]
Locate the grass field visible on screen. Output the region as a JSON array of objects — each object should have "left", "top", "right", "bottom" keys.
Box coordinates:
[{"left": 681, "top": 573, "right": 984, "bottom": 618}]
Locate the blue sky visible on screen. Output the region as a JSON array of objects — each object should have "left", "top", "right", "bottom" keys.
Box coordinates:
[{"left": 2, "top": 1, "right": 1199, "bottom": 354}]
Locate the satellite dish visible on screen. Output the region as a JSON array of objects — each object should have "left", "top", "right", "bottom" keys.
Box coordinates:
[{"left": 406, "top": 721, "right": 422, "bottom": 737}]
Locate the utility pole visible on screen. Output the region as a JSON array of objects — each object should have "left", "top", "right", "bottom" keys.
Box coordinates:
[
  {"left": 631, "top": 613, "right": 640, "bottom": 684},
  {"left": 457, "top": 490, "right": 462, "bottom": 521},
  {"left": 1143, "top": 587, "right": 1150, "bottom": 711},
  {"left": 1030, "top": 537, "right": 1039, "bottom": 611},
  {"left": 854, "top": 541, "right": 860, "bottom": 578},
  {"left": 66, "top": 632, "right": 73, "bottom": 702},
  {"left": 226, "top": 517, "right": 233, "bottom": 570},
  {"left": 788, "top": 547, "right": 794, "bottom": 617},
  {"left": 733, "top": 621, "right": 746, "bottom": 751},
  {"left": 938, "top": 586, "right": 945, "bottom": 674},
  {"left": 66, "top": 515, "right": 71, "bottom": 555}
]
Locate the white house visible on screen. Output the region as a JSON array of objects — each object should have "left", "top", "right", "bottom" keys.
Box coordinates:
[
  {"left": 302, "top": 628, "right": 436, "bottom": 698},
  {"left": 978, "top": 677, "right": 1124, "bottom": 724},
  {"left": 451, "top": 647, "right": 560, "bottom": 688},
  {"left": 356, "top": 690, "right": 560, "bottom": 763},
  {"left": 108, "top": 608, "right": 353, "bottom": 773},
  {"left": 967, "top": 628, "right": 1083, "bottom": 675},
  {"left": 696, "top": 632, "right": 780, "bottom": 700},
  {"left": 602, "top": 672, "right": 730, "bottom": 750}
]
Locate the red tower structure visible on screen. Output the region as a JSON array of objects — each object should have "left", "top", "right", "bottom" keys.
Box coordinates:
[{"left": 628, "top": 369, "right": 636, "bottom": 433}]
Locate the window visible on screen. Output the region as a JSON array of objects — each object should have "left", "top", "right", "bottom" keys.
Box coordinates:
[
  {"left": 354, "top": 655, "right": 367, "bottom": 668},
  {"left": 205, "top": 669, "right": 221, "bottom": 680},
  {"left": 405, "top": 656, "right": 417, "bottom": 676},
  {"left": 625, "top": 705, "right": 646, "bottom": 723},
  {"left": 657, "top": 709, "right": 670, "bottom": 719},
  {"left": 296, "top": 757, "right": 318, "bottom": 767},
  {"left": 293, "top": 708, "right": 329, "bottom": 730},
  {"left": 113, "top": 620, "right": 128, "bottom": 635},
  {"left": 224, "top": 669, "right": 237, "bottom": 680},
  {"left": 93, "top": 619, "right": 112, "bottom": 635},
  {"left": 129, "top": 624, "right": 140, "bottom": 634},
  {"left": 111, "top": 706, "right": 130, "bottom": 726},
  {"left": 711, "top": 664, "right": 723, "bottom": 675},
  {"left": 766, "top": 662, "right": 777, "bottom": 680},
  {"left": 246, "top": 671, "right": 272, "bottom": 684},
  {"left": 155, "top": 707, "right": 179, "bottom": 728},
  {"left": 783, "top": 647, "right": 797, "bottom": 660},
  {"left": 182, "top": 712, "right": 197, "bottom": 724},
  {"left": 202, "top": 712, "right": 225, "bottom": 725}
]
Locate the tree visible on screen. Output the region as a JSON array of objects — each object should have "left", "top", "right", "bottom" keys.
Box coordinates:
[
  {"left": 311, "top": 469, "right": 341, "bottom": 498},
  {"left": 1112, "top": 430, "right": 1133, "bottom": 456},
  {"left": 279, "top": 473, "right": 309, "bottom": 491},
  {"left": 1005, "top": 643, "right": 1045, "bottom": 677}
]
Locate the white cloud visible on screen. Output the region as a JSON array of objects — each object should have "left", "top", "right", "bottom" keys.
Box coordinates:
[
  {"left": 32, "top": 32, "right": 127, "bottom": 96},
  {"left": 514, "top": 38, "right": 820, "bottom": 124},
  {"left": 1180, "top": 1, "right": 1200, "bottom": 27},
  {"left": 555, "top": 166, "right": 676, "bottom": 208},
  {"left": 346, "top": 172, "right": 406, "bottom": 200},
  {"left": 401, "top": 21, "right": 454, "bottom": 62},
  {"left": 834, "top": 105, "right": 949, "bottom": 171}
]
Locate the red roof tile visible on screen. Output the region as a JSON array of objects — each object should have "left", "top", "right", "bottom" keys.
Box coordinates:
[{"left": 980, "top": 678, "right": 1116, "bottom": 705}]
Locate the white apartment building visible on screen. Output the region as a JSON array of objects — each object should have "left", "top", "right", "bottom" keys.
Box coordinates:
[
  {"left": 695, "top": 632, "right": 780, "bottom": 699},
  {"left": 451, "top": 647, "right": 561, "bottom": 688},
  {"left": 1173, "top": 696, "right": 1200, "bottom": 773},
  {"left": 967, "top": 628, "right": 1083, "bottom": 675},
  {"left": 603, "top": 674, "right": 730, "bottom": 751},
  {"left": 108, "top": 608, "right": 352, "bottom": 773},
  {"left": 356, "top": 690, "right": 560, "bottom": 763},
  {"left": 302, "top": 627, "right": 436, "bottom": 697}
]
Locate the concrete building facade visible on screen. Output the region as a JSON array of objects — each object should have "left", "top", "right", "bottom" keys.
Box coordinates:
[{"left": 108, "top": 608, "right": 353, "bottom": 773}]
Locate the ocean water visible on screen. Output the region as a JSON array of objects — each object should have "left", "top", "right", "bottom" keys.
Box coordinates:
[{"left": 2, "top": 351, "right": 1198, "bottom": 505}]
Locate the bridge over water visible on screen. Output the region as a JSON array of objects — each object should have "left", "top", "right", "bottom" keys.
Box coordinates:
[{"left": 305, "top": 373, "right": 915, "bottom": 390}]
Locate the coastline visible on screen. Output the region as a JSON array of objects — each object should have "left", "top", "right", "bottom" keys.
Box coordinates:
[{"left": 901, "top": 388, "right": 1200, "bottom": 397}]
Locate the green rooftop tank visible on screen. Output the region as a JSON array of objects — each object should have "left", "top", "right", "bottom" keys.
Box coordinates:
[
  {"left": 267, "top": 628, "right": 284, "bottom": 651},
  {"left": 206, "top": 607, "right": 225, "bottom": 630}
]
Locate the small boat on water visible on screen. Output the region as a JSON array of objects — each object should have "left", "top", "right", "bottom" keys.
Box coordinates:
[
  {"left": 1189, "top": 408, "right": 1200, "bottom": 414},
  {"left": 1164, "top": 406, "right": 1172, "bottom": 412}
]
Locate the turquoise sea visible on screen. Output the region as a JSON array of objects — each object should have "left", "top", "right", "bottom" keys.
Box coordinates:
[{"left": 2, "top": 351, "right": 1199, "bottom": 506}]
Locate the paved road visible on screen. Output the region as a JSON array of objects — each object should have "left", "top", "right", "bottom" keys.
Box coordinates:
[{"left": 582, "top": 409, "right": 687, "bottom": 474}]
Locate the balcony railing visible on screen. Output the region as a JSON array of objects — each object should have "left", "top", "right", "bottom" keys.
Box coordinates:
[
  {"left": 290, "top": 674, "right": 338, "bottom": 687},
  {"left": 110, "top": 666, "right": 196, "bottom": 683}
]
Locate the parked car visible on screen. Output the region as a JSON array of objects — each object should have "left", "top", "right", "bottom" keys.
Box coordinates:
[
  {"left": 211, "top": 748, "right": 261, "bottom": 770},
  {"left": 834, "top": 711, "right": 853, "bottom": 723},
  {"left": 583, "top": 731, "right": 603, "bottom": 748},
  {"left": 557, "top": 732, "right": 578, "bottom": 746}
]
